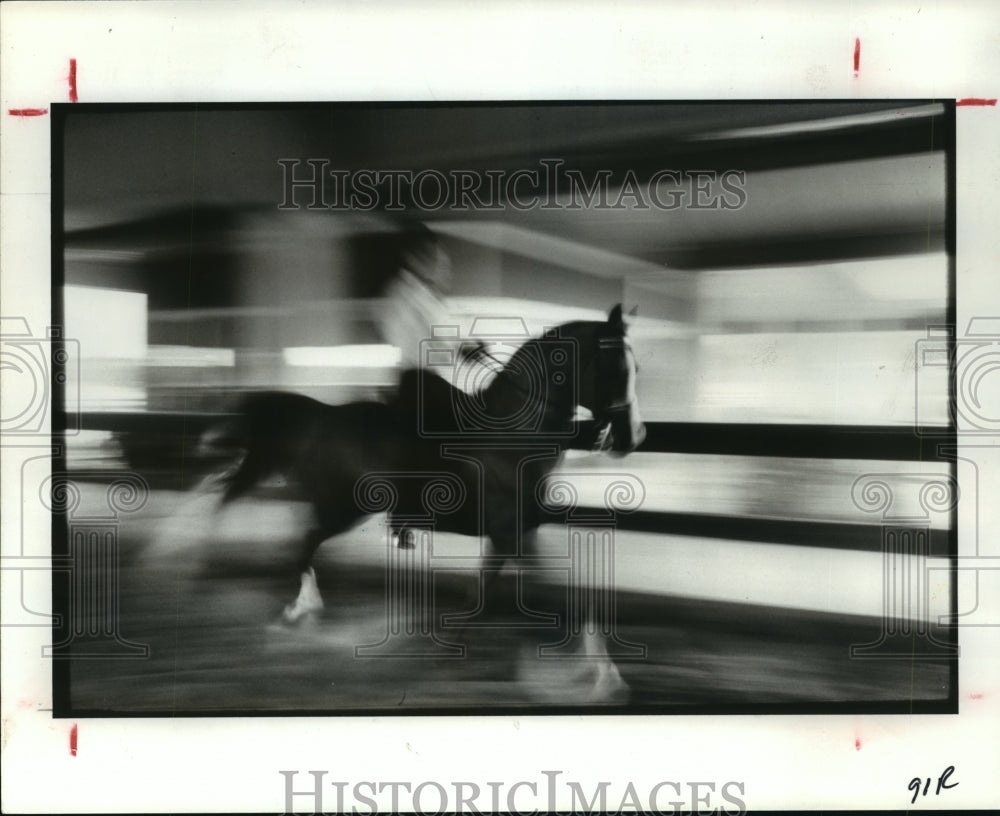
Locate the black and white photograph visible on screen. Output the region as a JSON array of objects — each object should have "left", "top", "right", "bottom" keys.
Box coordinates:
[
  {"left": 50, "top": 100, "right": 956, "bottom": 716},
  {"left": 2, "top": 3, "right": 998, "bottom": 814}
]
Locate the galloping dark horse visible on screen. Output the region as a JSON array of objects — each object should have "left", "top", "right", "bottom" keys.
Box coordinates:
[{"left": 213, "top": 304, "right": 644, "bottom": 625}]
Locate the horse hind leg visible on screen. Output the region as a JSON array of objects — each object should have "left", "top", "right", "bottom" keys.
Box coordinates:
[
  {"left": 281, "top": 529, "right": 327, "bottom": 625},
  {"left": 282, "top": 567, "right": 324, "bottom": 625}
]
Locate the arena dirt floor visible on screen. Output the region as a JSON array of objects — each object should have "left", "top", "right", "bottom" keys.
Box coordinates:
[{"left": 58, "top": 482, "right": 953, "bottom": 716}]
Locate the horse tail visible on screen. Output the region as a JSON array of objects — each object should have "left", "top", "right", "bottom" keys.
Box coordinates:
[
  {"left": 198, "top": 397, "right": 274, "bottom": 504},
  {"left": 191, "top": 414, "right": 248, "bottom": 503},
  {"left": 204, "top": 391, "right": 320, "bottom": 504},
  {"left": 217, "top": 449, "right": 265, "bottom": 505}
]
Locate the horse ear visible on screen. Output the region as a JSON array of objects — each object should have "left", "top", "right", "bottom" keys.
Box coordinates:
[
  {"left": 608, "top": 303, "right": 624, "bottom": 328},
  {"left": 627, "top": 305, "right": 638, "bottom": 317}
]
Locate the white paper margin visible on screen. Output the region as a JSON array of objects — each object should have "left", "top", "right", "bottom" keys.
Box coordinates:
[{"left": 2, "top": 1, "right": 998, "bottom": 813}]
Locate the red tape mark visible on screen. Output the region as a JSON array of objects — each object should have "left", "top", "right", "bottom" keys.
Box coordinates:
[
  {"left": 956, "top": 98, "right": 997, "bottom": 106},
  {"left": 69, "top": 58, "right": 78, "bottom": 103},
  {"left": 69, "top": 723, "right": 78, "bottom": 757},
  {"left": 8, "top": 108, "right": 48, "bottom": 117},
  {"left": 853, "top": 38, "right": 861, "bottom": 76}
]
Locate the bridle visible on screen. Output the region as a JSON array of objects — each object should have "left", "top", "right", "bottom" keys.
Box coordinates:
[{"left": 591, "top": 335, "right": 638, "bottom": 415}]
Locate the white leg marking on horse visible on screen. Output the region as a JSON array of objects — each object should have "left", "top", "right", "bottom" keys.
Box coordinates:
[
  {"left": 517, "top": 628, "right": 630, "bottom": 704},
  {"left": 580, "top": 630, "right": 630, "bottom": 702},
  {"left": 282, "top": 567, "right": 325, "bottom": 623}
]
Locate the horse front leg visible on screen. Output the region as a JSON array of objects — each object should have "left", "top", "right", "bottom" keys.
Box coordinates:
[{"left": 445, "top": 526, "right": 557, "bottom": 629}]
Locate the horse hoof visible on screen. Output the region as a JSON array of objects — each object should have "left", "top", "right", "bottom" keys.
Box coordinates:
[
  {"left": 588, "top": 661, "right": 630, "bottom": 704},
  {"left": 266, "top": 611, "right": 320, "bottom": 637},
  {"left": 282, "top": 603, "right": 322, "bottom": 626}
]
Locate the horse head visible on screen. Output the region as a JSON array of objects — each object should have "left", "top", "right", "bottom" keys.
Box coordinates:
[
  {"left": 471, "top": 304, "right": 644, "bottom": 455},
  {"left": 579, "top": 304, "right": 646, "bottom": 457}
]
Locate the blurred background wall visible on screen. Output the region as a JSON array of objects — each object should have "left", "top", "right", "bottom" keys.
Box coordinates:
[{"left": 57, "top": 102, "right": 954, "bottom": 621}]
